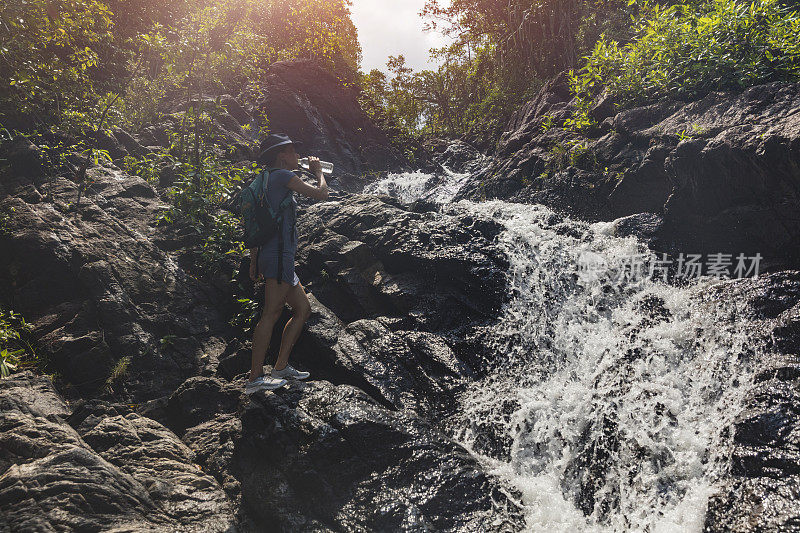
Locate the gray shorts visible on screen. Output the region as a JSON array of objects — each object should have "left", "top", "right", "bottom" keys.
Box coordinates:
[{"left": 258, "top": 249, "right": 300, "bottom": 286}]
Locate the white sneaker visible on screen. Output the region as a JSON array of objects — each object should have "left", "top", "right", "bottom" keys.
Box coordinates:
[
  {"left": 245, "top": 375, "right": 287, "bottom": 394},
  {"left": 271, "top": 364, "right": 310, "bottom": 380}
]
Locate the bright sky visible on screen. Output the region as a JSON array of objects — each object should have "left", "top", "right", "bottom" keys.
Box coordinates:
[{"left": 350, "top": 0, "right": 452, "bottom": 73}]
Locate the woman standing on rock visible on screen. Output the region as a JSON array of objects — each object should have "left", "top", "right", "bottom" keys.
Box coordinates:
[{"left": 245, "top": 133, "right": 329, "bottom": 394}]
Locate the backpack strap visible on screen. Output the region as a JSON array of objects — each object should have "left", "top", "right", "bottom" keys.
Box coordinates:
[
  {"left": 263, "top": 168, "right": 293, "bottom": 218},
  {"left": 250, "top": 170, "right": 268, "bottom": 277}
]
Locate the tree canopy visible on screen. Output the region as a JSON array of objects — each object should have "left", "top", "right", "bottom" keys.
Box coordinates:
[
  {"left": 358, "top": 0, "right": 634, "bottom": 143},
  {"left": 0, "top": 0, "right": 361, "bottom": 133},
  {"left": 358, "top": 0, "right": 800, "bottom": 144}
]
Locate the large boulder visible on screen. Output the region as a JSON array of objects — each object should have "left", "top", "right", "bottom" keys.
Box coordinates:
[
  {"left": 290, "top": 194, "right": 509, "bottom": 388},
  {"left": 0, "top": 372, "right": 236, "bottom": 532},
  {"left": 0, "top": 155, "right": 234, "bottom": 400},
  {"left": 171, "top": 376, "right": 525, "bottom": 532},
  {"left": 702, "top": 271, "right": 800, "bottom": 531},
  {"left": 295, "top": 194, "right": 507, "bottom": 331},
  {"left": 458, "top": 80, "right": 800, "bottom": 270}
]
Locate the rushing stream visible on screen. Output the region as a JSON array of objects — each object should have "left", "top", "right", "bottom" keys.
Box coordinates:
[{"left": 364, "top": 169, "right": 761, "bottom": 532}]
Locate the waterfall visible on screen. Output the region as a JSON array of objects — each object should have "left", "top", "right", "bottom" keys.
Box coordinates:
[
  {"left": 363, "top": 165, "right": 473, "bottom": 204},
  {"left": 362, "top": 168, "right": 761, "bottom": 532}
]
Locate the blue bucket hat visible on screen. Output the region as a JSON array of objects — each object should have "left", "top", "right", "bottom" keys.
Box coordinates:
[{"left": 257, "top": 133, "right": 302, "bottom": 164}]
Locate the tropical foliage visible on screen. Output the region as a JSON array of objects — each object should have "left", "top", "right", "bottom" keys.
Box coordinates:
[
  {"left": 1, "top": 0, "right": 361, "bottom": 134},
  {"left": 0, "top": 309, "right": 34, "bottom": 378},
  {"left": 359, "top": 0, "right": 633, "bottom": 142},
  {"left": 0, "top": 0, "right": 114, "bottom": 131},
  {"left": 361, "top": 0, "right": 800, "bottom": 140},
  {"left": 568, "top": 0, "right": 800, "bottom": 128}
]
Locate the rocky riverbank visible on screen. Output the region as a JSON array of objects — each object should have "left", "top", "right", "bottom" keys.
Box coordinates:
[
  {"left": 0, "top": 60, "right": 525, "bottom": 527},
  {"left": 0, "top": 166, "right": 527, "bottom": 529}
]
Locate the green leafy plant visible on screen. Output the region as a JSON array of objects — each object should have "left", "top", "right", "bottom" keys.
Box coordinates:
[
  {"left": 201, "top": 211, "right": 246, "bottom": 273},
  {"left": 0, "top": 349, "right": 23, "bottom": 378},
  {"left": 548, "top": 141, "right": 571, "bottom": 170},
  {"left": 160, "top": 334, "right": 177, "bottom": 347},
  {"left": 568, "top": 0, "right": 800, "bottom": 129},
  {"left": 122, "top": 151, "right": 172, "bottom": 184},
  {"left": 0, "top": 310, "right": 31, "bottom": 347},
  {"left": 230, "top": 297, "right": 260, "bottom": 333},
  {"left": 677, "top": 123, "right": 708, "bottom": 140},
  {"left": 0, "top": 309, "right": 35, "bottom": 378},
  {"left": 0, "top": 0, "right": 113, "bottom": 132},
  {"left": 319, "top": 268, "right": 331, "bottom": 284},
  {"left": 70, "top": 147, "right": 113, "bottom": 210},
  {"left": 569, "top": 141, "right": 598, "bottom": 170},
  {"left": 0, "top": 207, "right": 14, "bottom": 236},
  {"left": 104, "top": 356, "right": 131, "bottom": 393}
]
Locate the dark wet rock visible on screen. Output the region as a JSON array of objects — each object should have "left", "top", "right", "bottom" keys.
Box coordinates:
[
  {"left": 296, "top": 194, "right": 507, "bottom": 332},
  {"left": 0, "top": 374, "right": 78, "bottom": 476},
  {"left": 563, "top": 412, "right": 620, "bottom": 518},
  {"left": 731, "top": 378, "right": 800, "bottom": 478},
  {"left": 220, "top": 96, "right": 252, "bottom": 126},
  {"left": 459, "top": 80, "right": 800, "bottom": 269},
  {"left": 0, "top": 137, "right": 46, "bottom": 178},
  {"left": 0, "top": 372, "right": 236, "bottom": 532},
  {"left": 183, "top": 413, "right": 244, "bottom": 513},
  {"left": 0, "top": 446, "right": 169, "bottom": 532},
  {"left": 307, "top": 317, "right": 473, "bottom": 416},
  {"left": 112, "top": 127, "right": 150, "bottom": 157},
  {"left": 86, "top": 128, "right": 130, "bottom": 160},
  {"left": 287, "top": 196, "right": 513, "bottom": 407},
  {"left": 179, "top": 377, "right": 524, "bottom": 532},
  {"left": 165, "top": 375, "right": 242, "bottom": 436},
  {"left": 0, "top": 370, "right": 71, "bottom": 420},
  {"left": 73, "top": 401, "right": 236, "bottom": 531},
  {"left": 422, "top": 138, "right": 487, "bottom": 175},
  {"left": 703, "top": 271, "right": 800, "bottom": 531},
  {"left": 610, "top": 212, "right": 664, "bottom": 248},
  {"left": 706, "top": 476, "right": 800, "bottom": 532},
  {"left": 0, "top": 163, "right": 233, "bottom": 400},
  {"left": 218, "top": 291, "right": 476, "bottom": 419},
  {"left": 588, "top": 90, "right": 617, "bottom": 124}
]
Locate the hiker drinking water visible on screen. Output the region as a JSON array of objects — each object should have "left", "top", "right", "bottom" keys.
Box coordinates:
[{"left": 243, "top": 133, "right": 329, "bottom": 394}]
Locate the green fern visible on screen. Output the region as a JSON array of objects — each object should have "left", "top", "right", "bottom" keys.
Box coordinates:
[{"left": 103, "top": 356, "right": 131, "bottom": 392}]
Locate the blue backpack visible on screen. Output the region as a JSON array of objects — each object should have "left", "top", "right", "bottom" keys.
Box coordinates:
[{"left": 239, "top": 168, "right": 293, "bottom": 249}]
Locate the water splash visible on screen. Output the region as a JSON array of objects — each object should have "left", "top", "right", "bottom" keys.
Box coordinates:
[
  {"left": 362, "top": 171, "right": 760, "bottom": 531},
  {"left": 443, "top": 200, "right": 758, "bottom": 532},
  {"left": 363, "top": 166, "right": 472, "bottom": 204}
]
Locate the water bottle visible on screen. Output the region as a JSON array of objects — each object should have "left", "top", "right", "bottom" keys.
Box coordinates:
[{"left": 299, "top": 157, "right": 334, "bottom": 174}]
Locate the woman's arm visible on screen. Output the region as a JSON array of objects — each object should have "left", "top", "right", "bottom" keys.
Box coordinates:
[{"left": 286, "top": 157, "right": 328, "bottom": 200}]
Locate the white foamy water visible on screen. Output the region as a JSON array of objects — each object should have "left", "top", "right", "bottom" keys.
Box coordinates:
[
  {"left": 364, "top": 171, "right": 760, "bottom": 532},
  {"left": 363, "top": 166, "right": 473, "bottom": 204}
]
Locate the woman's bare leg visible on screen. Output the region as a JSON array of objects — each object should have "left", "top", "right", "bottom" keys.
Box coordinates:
[
  {"left": 273, "top": 281, "right": 312, "bottom": 371},
  {"left": 249, "top": 278, "right": 291, "bottom": 381}
]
